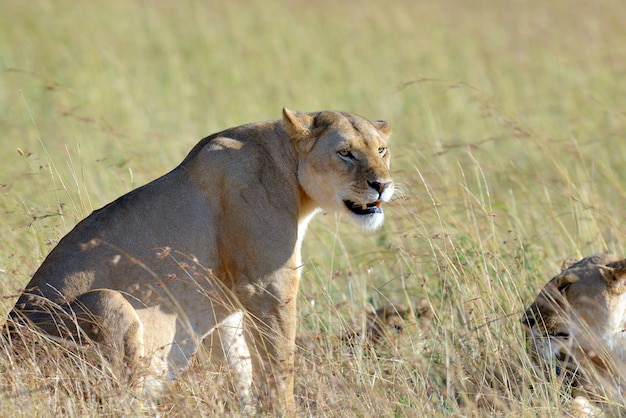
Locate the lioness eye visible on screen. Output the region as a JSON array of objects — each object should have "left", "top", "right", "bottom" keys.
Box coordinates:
[
  {"left": 378, "top": 147, "right": 387, "bottom": 155},
  {"left": 338, "top": 149, "right": 354, "bottom": 159}
]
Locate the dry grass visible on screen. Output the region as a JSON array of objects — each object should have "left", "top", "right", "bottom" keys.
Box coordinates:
[{"left": 1, "top": 0, "right": 625, "bottom": 416}]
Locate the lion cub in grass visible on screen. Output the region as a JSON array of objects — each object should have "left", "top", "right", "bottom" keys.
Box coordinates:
[
  {"left": 4, "top": 108, "right": 394, "bottom": 415},
  {"left": 342, "top": 300, "right": 432, "bottom": 348},
  {"left": 523, "top": 253, "right": 626, "bottom": 414}
]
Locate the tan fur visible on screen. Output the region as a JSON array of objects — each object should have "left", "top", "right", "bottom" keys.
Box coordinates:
[
  {"left": 343, "top": 301, "right": 432, "bottom": 347},
  {"left": 366, "top": 303, "right": 414, "bottom": 343},
  {"left": 4, "top": 108, "right": 393, "bottom": 414},
  {"left": 522, "top": 253, "right": 626, "bottom": 405}
]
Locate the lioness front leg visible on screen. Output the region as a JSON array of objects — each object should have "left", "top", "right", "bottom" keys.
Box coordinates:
[
  {"left": 216, "top": 310, "right": 254, "bottom": 413},
  {"left": 234, "top": 274, "right": 299, "bottom": 415}
]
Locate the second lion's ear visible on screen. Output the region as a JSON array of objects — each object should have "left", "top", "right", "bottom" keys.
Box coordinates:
[
  {"left": 283, "top": 108, "right": 314, "bottom": 140},
  {"left": 554, "top": 273, "right": 578, "bottom": 294},
  {"left": 372, "top": 120, "right": 392, "bottom": 140},
  {"left": 561, "top": 257, "right": 578, "bottom": 271},
  {"left": 600, "top": 259, "right": 626, "bottom": 294}
]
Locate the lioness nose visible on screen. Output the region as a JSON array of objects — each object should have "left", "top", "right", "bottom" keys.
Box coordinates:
[{"left": 368, "top": 180, "right": 391, "bottom": 197}]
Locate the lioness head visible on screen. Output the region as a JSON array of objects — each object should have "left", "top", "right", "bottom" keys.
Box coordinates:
[
  {"left": 522, "top": 253, "right": 626, "bottom": 392},
  {"left": 283, "top": 108, "right": 393, "bottom": 231}
]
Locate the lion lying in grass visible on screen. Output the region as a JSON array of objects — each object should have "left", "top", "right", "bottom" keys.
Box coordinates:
[
  {"left": 4, "top": 108, "right": 394, "bottom": 415},
  {"left": 522, "top": 253, "right": 626, "bottom": 413},
  {"left": 342, "top": 300, "right": 432, "bottom": 348}
]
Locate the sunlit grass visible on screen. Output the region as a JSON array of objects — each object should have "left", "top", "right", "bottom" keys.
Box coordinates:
[{"left": 1, "top": 0, "right": 625, "bottom": 415}]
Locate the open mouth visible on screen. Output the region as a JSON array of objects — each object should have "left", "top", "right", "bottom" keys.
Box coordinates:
[{"left": 344, "top": 200, "right": 382, "bottom": 215}]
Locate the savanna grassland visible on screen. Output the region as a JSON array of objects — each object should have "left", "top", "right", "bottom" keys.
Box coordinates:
[{"left": 1, "top": 0, "right": 625, "bottom": 416}]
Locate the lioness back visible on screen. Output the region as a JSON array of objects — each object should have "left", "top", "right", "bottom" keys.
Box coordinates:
[{"left": 5, "top": 108, "right": 394, "bottom": 414}]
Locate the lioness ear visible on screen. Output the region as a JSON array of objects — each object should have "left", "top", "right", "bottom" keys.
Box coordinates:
[
  {"left": 560, "top": 257, "right": 578, "bottom": 271},
  {"left": 283, "top": 108, "right": 314, "bottom": 140},
  {"left": 606, "top": 259, "right": 626, "bottom": 273},
  {"left": 554, "top": 273, "right": 578, "bottom": 294},
  {"left": 372, "top": 120, "right": 392, "bottom": 140},
  {"left": 600, "top": 259, "right": 626, "bottom": 294}
]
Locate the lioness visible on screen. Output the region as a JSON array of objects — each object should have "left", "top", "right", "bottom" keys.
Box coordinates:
[
  {"left": 4, "top": 108, "right": 394, "bottom": 414},
  {"left": 342, "top": 300, "right": 432, "bottom": 348},
  {"left": 522, "top": 253, "right": 626, "bottom": 409}
]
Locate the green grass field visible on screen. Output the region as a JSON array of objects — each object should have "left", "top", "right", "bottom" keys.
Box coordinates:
[{"left": 1, "top": 0, "right": 625, "bottom": 416}]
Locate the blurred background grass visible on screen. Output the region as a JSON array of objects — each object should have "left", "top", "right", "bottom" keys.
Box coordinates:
[{"left": 1, "top": 0, "right": 625, "bottom": 416}]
